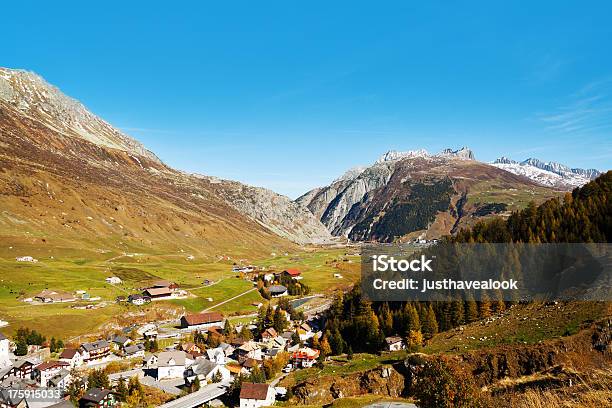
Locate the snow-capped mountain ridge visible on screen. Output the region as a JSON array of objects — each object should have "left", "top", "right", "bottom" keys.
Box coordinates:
[
  {"left": 492, "top": 156, "right": 601, "bottom": 189},
  {"left": 376, "top": 146, "right": 475, "bottom": 163}
]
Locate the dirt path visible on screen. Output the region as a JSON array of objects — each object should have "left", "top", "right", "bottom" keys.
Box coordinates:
[{"left": 202, "top": 287, "right": 257, "bottom": 312}]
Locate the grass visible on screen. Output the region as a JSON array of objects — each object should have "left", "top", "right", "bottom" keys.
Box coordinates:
[
  {"left": 423, "top": 301, "right": 611, "bottom": 354},
  {"left": 282, "top": 351, "right": 408, "bottom": 386},
  {"left": 0, "top": 246, "right": 360, "bottom": 339}
]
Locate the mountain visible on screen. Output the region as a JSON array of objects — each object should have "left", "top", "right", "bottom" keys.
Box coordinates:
[
  {"left": 491, "top": 156, "right": 601, "bottom": 190},
  {"left": 376, "top": 147, "right": 475, "bottom": 163},
  {"left": 297, "top": 148, "right": 560, "bottom": 242},
  {"left": 0, "top": 67, "right": 330, "bottom": 257}
]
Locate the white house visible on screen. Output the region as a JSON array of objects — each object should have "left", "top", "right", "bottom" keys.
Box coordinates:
[
  {"left": 268, "top": 285, "right": 287, "bottom": 298},
  {"left": 206, "top": 347, "right": 226, "bottom": 365},
  {"left": 239, "top": 382, "right": 275, "bottom": 408},
  {"left": 237, "top": 341, "right": 262, "bottom": 362},
  {"left": 124, "top": 344, "right": 145, "bottom": 358},
  {"left": 185, "top": 358, "right": 231, "bottom": 383},
  {"left": 59, "top": 348, "right": 83, "bottom": 368},
  {"left": 48, "top": 369, "right": 72, "bottom": 390},
  {"left": 0, "top": 333, "right": 11, "bottom": 369},
  {"left": 35, "top": 361, "right": 70, "bottom": 387},
  {"left": 143, "top": 353, "right": 158, "bottom": 369},
  {"left": 156, "top": 351, "right": 191, "bottom": 380},
  {"left": 105, "top": 276, "right": 122, "bottom": 284},
  {"left": 384, "top": 336, "right": 406, "bottom": 351}
]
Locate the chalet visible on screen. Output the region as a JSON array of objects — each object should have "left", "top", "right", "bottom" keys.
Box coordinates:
[
  {"left": 105, "top": 277, "right": 122, "bottom": 284},
  {"left": 143, "top": 353, "right": 158, "bottom": 369},
  {"left": 48, "top": 369, "right": 72, "bottom": 390},
  {"left": 109, "top": 335, "right": 131, "bottom": 351},
  {"left": 268, "top": 285, "right": 288, "bottom": 297},
  {"left": 263, "top": 336, "right": 287, "bottom": 353},
  {"left": 239, "top": 382, "right": 275, "bottom": 408},
  {"left": 185, "top": 358, "right": 231, "bottom": 384},
  {"left": 80, "top": 340, "right": 111, "bottom": 363},
  {"left": 206, "top": 347, "right": 226, "bottom": 365},
  {"left": 290, "top": 347, "right": 320, "bottom": 368},
  {"left": 237, "top": 341, "right": 262, "bottom": 363},
  {"left": 142, "top": 287, "right": 173, "bottom": 299},
  {"left": 260, "top": 327, "right": 278, "bottom": 340},
  {"left": 156, "top": 351, "right": 191, "bottom": 380},
  {"left": 34, "top": 361, "right": 69, "bottom": 387},
  {"left": 241, "top": 358, "right": 261, "bottom": 373},
  {"left": 59, "top": 348, "right": 83, "bottom": 367},
  {"left": 385, "top": 336, "right": 405, "bottom": 351},
  {"left": 297, "top": 323, "right": 315, "bottom": 341},
  {"left": 180, "top": 342, "right": 201, "bottom": 355},
  {"left": 79, "top": 388, "right": 117, "bottom": 408},
  {"left": 283, "top": 269, "right": 302, "bottom": 279},
  {"left": 148, "top": 280, "right": 178, "bottom": 290},
  {"left": 180, "top": 312, "right": 224, "bottom": 329},
  {"left": 123, "top": 344, "right": 145, "bottom": 358},
  {"left": 7, "top": 359, "right": 35, "bottom": 379},
  {"left": 127, "top": 294, "right": 149, "bottom": 306},
  {"left": 34, "top": 290, "right": 76, "bottom": 303}
]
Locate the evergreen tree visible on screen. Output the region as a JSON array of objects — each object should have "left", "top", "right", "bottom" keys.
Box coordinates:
[
  {"left": 347, "top": 345, "right": 354, "bottom": 360},
  {"left": 450, "top": 301, "right": 465, "bottom": 327},
  {"left": 273, "top": 307, "right": 288, "bottom": 332},
  {"left": 115, "top": 377, "right": 128, "bottom": 402},
  {"left": 465, "top": 299, "right": 478, "bottom": 323},
  {"left": 421, "top": 305, "right": 438, "bottom": 339}
]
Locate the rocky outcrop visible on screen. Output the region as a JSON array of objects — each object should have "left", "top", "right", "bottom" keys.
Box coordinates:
[
  {"left": 292, "top": 366, "right": 405, "bottom": 405},
  {"left": 195, "top": 175, "right": 332, "bottom": 245}
]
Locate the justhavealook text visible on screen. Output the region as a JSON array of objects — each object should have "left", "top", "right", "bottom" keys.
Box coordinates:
[{"left": 370, "top": 255, "right": 519, "bottom": 293}]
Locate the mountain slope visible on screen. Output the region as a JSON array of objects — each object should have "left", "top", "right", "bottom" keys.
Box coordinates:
[
  {"left": 491, "top": 156, "right": 600, "bottom": 190},
  {"left": 297, "top": 148, "right": 561, "bottom": 242},
  {"left": 0, "top": 67, "right": 330, "bottom": 257}
]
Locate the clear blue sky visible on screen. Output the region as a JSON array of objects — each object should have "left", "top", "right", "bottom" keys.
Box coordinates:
[{"left": 2, "top": 1, "right": 611, "bottom": 198}]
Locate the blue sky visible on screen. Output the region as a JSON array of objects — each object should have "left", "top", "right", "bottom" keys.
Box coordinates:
[{"left": 2, "top": 1, "right": 611, "bottom": 198}]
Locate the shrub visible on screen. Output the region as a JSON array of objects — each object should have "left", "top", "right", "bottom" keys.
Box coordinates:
[{"left": 413, "top": 356, "right": 479, "bottom": 408}]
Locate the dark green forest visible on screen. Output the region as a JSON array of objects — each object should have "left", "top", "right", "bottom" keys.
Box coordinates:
[{"left": 322, "top": 171, "right": 611, "bottom": 354}]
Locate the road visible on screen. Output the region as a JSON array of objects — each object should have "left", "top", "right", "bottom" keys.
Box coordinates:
[
  {"left": 202, "top": 287, "right": 257, "bottom": 312},
  {"left": 157, "top": 381, "right": 230, "bottom": 408}
]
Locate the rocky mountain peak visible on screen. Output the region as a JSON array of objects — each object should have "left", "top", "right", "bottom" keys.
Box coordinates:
[
  {"left": 0, "top": 67, "right": 160, "bottom": 162},
  {"left": 438, "top": 146, "right": 475, "bottom": 160},
  {"left": 494, "top": 156, "right": 518, "bottom": 164},
  {"left": 377, "top": 149, "right": 429, "bottom": 163}
]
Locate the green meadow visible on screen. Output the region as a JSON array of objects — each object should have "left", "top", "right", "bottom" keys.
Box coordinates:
[{"left": 0, "top": 246, "right": 359, "bottom": 339}]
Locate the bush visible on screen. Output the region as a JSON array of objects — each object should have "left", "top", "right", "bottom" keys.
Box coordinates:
[{"left": 413, "top": 356, "right": 479, "bottom": 408}]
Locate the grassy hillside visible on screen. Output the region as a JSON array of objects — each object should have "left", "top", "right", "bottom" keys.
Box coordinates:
[{"left": 0, "top": 247, "right": 359, "bottom": 338}]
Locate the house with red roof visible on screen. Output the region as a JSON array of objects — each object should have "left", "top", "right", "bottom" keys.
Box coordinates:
[
  {"left": 239, "top": 382, "right": 275, "bottom": 408},
  {"left": 283, "top": 269, "right": 301, "bottom": 279},
  {"left": 34, "top": 360, "right": 70, "bottom": 386}
]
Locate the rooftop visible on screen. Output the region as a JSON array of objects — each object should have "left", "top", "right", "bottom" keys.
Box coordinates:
[{"left": 240, "top": 382, "right": 270, "bottom": 400}]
